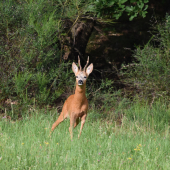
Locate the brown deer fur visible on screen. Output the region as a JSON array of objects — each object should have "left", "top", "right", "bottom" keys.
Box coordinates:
[{"left": 51, "top": 56, "right": 93, "bottom": 139}]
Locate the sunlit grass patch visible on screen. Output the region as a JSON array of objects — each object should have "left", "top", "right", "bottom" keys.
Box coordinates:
[{"left": 0, "top": 102, "right": 170, "bottom": 169}]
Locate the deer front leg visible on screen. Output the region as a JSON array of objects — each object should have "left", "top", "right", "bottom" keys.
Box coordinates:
[
  {"left": 69, "top": 114, "right": 76, "bottom": 140},
  {"left": 78, "top": 114, "right": 87, "bottom": 139}
]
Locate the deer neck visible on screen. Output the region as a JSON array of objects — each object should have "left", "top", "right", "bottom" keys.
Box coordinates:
[{"left": 74, "top": 83, "right": 86, "bottom": 103}]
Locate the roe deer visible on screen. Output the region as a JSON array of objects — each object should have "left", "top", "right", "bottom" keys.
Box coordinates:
[{"left": 51, "top": 56, "right": 93, "bottom": 139}]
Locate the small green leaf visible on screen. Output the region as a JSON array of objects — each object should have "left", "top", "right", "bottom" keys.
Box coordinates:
[
  {"left": 108, "top": 1, "right": 115, "bottom": 6},
  {"left": 142, "top": 11, "right": 147, "bottom": 18},
  {"left": 113, "top": 13, "right": 122, "bottom": 20},
  {"left": 126, "top": 6, "right": 134, "bottom": 12},
  {"left": 137, "top": 2, "right": 144, "bottom": 9},
  {"left": 121, "top": 0, "right": 128, "bottom": 3},
  {"left": 144, "top": 5, "right": 148, "bottom": 11},
  {"left": 144, "top": 0, "right": 149, "bottom": 3},
  {"left": 129, "top": 15, "right": 134, "bottom": 21},
  {"left": 119, "top": 4, "right": 125, "bottom": 9}
]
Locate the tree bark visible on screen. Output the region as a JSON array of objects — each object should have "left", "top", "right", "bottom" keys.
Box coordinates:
[{"left": 62, "top": 19, "right": 94, "bottom": 64}]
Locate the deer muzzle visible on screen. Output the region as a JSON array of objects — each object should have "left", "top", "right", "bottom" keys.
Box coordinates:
[{"left": 78, "top": 80, "right": 83, "bottom": 85}]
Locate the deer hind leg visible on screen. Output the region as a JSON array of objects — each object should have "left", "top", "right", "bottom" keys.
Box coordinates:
[
  {"left": 51, "top": 112, "right": 67, "bottom": 132},
  {"left": 78, "top": 114, "right": 87, "bottom": 139}
]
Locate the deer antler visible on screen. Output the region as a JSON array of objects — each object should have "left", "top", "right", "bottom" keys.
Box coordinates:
[
  {"left": 83, "top": 56, "right": 89, "bottom": 71},
  {"left": 78, "top": 55, "right": 82, "bottom": 71}
]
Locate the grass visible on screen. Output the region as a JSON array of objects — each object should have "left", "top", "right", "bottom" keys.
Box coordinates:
[{"left": 0, "top": 101, "right": 170, "bottom": 170}]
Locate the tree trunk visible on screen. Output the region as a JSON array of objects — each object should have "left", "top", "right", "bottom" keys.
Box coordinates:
[{"left": 63, "top": 19, "right": 94, "bottom": 64}]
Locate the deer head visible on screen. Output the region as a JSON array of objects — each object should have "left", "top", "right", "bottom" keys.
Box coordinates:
[{"left": 72, "top": 56, "right": 93, "bottom": 86}]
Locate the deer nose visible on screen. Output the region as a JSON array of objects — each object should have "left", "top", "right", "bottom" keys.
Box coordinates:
[{"left": 78, "top": 80, "right": 83, "bottom": 85}]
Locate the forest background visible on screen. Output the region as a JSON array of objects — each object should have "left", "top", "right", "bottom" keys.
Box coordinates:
[{"left": 0, "top": 0, "right": 169, "bottom": 115}]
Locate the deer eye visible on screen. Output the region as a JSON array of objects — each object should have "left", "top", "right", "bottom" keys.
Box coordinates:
[
  {"left": 76, "top": 76, "right": 78, "bottom": 78},
  {"left": 84, "top": 76, "right": 87, "bottom": 79}
]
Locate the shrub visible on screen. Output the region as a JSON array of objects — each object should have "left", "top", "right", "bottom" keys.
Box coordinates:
[
  {"left": 0, "top": 0, "right": 74, "bottom": 112},
  {"left": 121, "top": 14, "right": 170, "bottom": 102}
]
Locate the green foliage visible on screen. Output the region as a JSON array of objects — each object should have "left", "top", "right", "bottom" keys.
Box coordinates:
[
  {"left": 0, "top": 0, "right": 75, "bottom": 109},
  {"left": 121, "top": 14, "right": 170, "bottom": 101},
  {"left": 14, "top": 72, "right": 32, "bottom": 96},
  {"left": 92, "top": 0, "right": 148, "bottom": 20}
]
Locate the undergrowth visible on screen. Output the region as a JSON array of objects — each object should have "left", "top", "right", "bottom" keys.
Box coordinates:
[{"left": 121, "top": 14, "right": 170, "bottom": 102}]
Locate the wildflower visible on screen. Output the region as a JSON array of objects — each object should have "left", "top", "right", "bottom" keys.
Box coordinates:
[
  {"left": 134, "top": 144, "right": 141, "bottom": 151},
  {"left": 156, "top": 148, "right": 158, "bottom": 150},
  {"left": 45, "top": 142, "right": 49, "bottom": 145},
  {"left": 56, "top": 143, "right": 59, "bottom": 145},
  {"left": 134, "top": 148, "right": 140, "bottom": 151},
  {"left": 44, "top": 128, "right": 47, "bottom": 130},
  {"left": 128, "top": 157, "right": 132, "bottom": 160},
  {"left": 22, "top": 143, "right": 24, "bottom": 145},
  {"left": 40, "top": 144, "right": 41, "bottom": 146}
]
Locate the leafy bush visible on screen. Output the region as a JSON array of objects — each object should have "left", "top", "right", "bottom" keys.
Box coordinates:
[
  {"left": 94, "top": 0, "right": 148, "bottom": 20},
  {"left": 0, "top": 0, "right": 74, "bottom": 109},
  {"left": 121, "top": 14, "right": 170, "bottom": 102}
]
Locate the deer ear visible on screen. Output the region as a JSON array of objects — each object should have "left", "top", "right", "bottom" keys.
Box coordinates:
[
  {"left": 72, "top": 62, "right": 79, "bottom": 74},
  {"left": 86, "top": 63, "right": 93, "bottom": 76}
]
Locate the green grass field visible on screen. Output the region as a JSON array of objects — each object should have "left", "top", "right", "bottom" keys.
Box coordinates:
[{"left": 0, "top": 102, "right": 170, "bottom": 170}]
